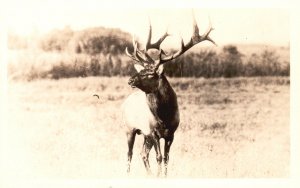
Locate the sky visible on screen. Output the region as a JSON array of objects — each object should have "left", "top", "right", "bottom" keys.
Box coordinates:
[{"left": 3, "top": 0, "right": 290, "bottom": 46}]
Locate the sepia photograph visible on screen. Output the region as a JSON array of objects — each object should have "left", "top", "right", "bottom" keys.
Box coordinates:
[{"left": 1, "top": 0, "right": 299, "bottom": 187}]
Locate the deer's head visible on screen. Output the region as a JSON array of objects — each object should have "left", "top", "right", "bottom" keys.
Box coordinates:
[
  {"left": 128, "top": 63, "right": 164, "bottom": 93},
  {"left": 126, "top": 12, "right": 216, "bottom": 93}
]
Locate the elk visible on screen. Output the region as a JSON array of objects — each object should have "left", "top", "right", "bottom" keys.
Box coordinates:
[{"left": 122, "top": 13, "right": 215, "bottom": 177}]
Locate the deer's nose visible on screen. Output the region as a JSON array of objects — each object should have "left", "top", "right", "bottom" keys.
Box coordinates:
[{"left": 128, "top": 78, "right": 134, "bottom": 85}]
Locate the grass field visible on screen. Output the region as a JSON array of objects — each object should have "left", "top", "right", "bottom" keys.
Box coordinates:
[{"left": 4, "top": 76, "right": 289, "bottom": 179}]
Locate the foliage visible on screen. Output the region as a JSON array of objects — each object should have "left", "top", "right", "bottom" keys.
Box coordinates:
[
  {"left": 163, "top": 45, "right": 289, "bottom": 78},
  {"left": 46, "top": 54, "right": 136, "bottom": 80},
  {"left": 69, "top": 27, "right": 133, "bottom": 55},
  {"left": 39, "top": 26, "right": 74, "bottom": 51},
  {"left": 36, "top": 26, "right": 134, "bottom": 55},
  {"left": 7, "top": 25, "right": 289, "bottom": 80}
]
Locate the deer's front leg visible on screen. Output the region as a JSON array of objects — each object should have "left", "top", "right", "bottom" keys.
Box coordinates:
[
  {"left": 163, "top": 135, "right": 174, "bottom": 177},
  {"left": 153, "top": 132, "right": 162, "bottom": 177}
]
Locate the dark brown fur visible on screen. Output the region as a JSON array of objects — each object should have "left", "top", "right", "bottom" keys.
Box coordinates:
[{"left": 146, "top": 75, "right": 179, "bottom": 136}]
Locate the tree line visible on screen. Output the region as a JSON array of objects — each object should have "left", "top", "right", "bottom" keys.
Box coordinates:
[{"left": 8, "top": 27, "right": 289, "bottom": 80}]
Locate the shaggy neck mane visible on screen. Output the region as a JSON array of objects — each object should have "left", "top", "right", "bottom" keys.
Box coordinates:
[{"left": 146, "top": 75, "right": 178, "bottom": 124}]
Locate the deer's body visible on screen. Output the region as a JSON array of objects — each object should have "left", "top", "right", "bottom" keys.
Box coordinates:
[
  {"left": 121, "top": 12, "right": 215, "bottom": 177},
  {"left": 122, "top": 75, "right": 179, "bottom": 137},
  {"left": 122, "top": 73, "right": 179, "bottom": 176}
]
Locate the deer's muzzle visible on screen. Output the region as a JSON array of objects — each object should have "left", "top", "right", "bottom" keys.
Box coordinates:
[{"left": 128, "top": 77, "right": 137, "bottom": 88}]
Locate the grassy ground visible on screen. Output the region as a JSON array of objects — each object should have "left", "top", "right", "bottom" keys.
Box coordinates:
[{"left": 4, "top": 76, "right": 289, "bottom": 179}]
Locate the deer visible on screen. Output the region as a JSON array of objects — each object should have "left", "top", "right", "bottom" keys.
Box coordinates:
[{"left": 121, "top": 13, "right": 215, "bottom": 177}]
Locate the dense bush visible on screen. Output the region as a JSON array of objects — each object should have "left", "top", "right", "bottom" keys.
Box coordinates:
[
  {"left": 8, "top": 47, "right": 289, "bottom": 81},
  {"left": 7, "top": 26, "right": 289, "bottom": 80},
  {"left": 163, "top": 45, "right": 289, "bottom": 78},
  {"left": 39, "top": 26, "right": 74, "bottom": 51},
  {"left": 46, "top": 54, "right": 136, "bottom": 79},
  {"left": 69, "top": 27, "right": 134, "bottom": 55},
  {"left": 37, "top": 26, "right": 134, "bottom": 55},
  {"left": 163, "top": 50, "right": 220, "bottom": 78},
  {"left": 44, "top": 46, "right": 289, "bottom": 79}
]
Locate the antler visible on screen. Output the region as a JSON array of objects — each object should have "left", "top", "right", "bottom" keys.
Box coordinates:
[
  {"left": 125, "top": 36, "right": 154, "bottom": 65},
  {"left": 155, "top": 14, "right": 216, "bottom": 67},
  {"left": 145, "top": 20, "right": 169, "bottom": 51},
  {"left": 125, "top": 12, "right": 216, "bottom": 69},
  {"left": 125, "top": 21, "right": 169, "bottom": 66}
]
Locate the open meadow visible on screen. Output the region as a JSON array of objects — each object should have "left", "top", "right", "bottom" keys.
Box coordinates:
[{"left": 4, "top": 76, "right": 289, "bottom": 179}]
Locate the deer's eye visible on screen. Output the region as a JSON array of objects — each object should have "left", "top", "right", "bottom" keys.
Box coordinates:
[{"left": 147, "top": 75, "right": 154, "bottom": 79}]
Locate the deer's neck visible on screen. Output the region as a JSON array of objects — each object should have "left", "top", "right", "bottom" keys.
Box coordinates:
[{"left": 146, "top": 75, "right": 178, "bottom": 123}]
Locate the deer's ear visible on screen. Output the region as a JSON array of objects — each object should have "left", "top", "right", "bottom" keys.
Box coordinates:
[
  {"left": 156, "top": 64, "right": 164, "bottom": 75},
  {"left": 134, "top": 64, "right": 144, "bottom": 73}
]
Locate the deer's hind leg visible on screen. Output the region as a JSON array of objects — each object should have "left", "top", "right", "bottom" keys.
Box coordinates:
[
  {"left": 126, "top": 130, "right": 137, "bottom": 174},
  {"left": 141, "top": 135, "right": 154, "bottom": 175}
]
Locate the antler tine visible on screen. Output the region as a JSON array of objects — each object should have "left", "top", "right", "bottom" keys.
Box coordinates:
[
  {"left": 192, "top": 10, "right": 200, "bottom": 37},
  {"left": 145, "top": 19, "right": 153, "bottom": 50},
  {"left": 198, "top": 17, "right": 216, "bottom": 45},
  {"left": 146, "top": 19, "right": 169, "bottom": 51},
  {"left": 125, "top": 47, "right": 144, "bottom": 66},
  {"left": 125, "top": 28, "right": 157, "bottom": 65},
  {"left": 133, "top": 42, "right": 147, "bottom": 63},
  {"left": 125, "top": 35, "right": 139, "bottom": 61},
  {"left": 125, "top": 37, "right": 148, "bottom": 65},
  {"left": 156, "top": 12, "right": 216, "bottom": 67}
]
